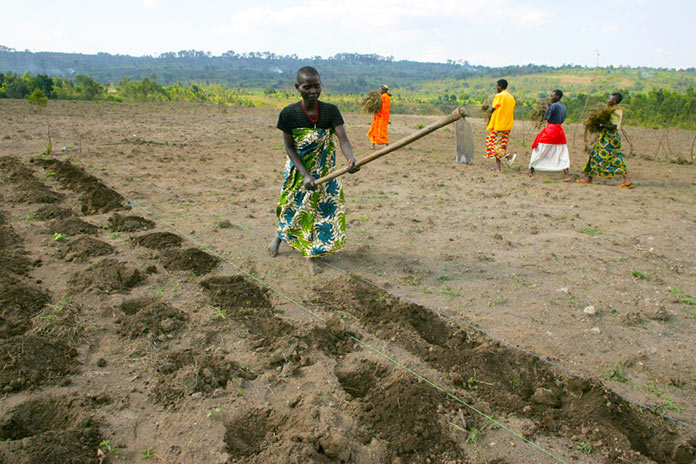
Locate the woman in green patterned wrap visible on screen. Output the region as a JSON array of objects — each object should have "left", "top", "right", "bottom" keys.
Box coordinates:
[
  {"left": 267, "top": 66, "right": 359, "bottom": 275},
  {"left": 578, "top": 92, "right": 634, "bottom": 188}
]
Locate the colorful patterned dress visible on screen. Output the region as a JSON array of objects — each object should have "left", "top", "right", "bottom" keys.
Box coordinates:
[
  {"left": 275, "top": 127, "right": 346, "bottom": 257},
  {"left": 485, "top": 89, "right": 516, "bottom": 159},
  {"left": 583, "top": 108, "right": 627, "bottom": 177}
]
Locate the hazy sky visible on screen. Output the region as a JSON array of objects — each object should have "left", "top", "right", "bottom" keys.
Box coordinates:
[{"left": 2, "top": 0, "right": 693, "bottom": 68}]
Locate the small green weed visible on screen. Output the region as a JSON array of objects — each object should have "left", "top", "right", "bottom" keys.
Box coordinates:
[
  {"left": 207, "top": 407, "right": 222, "bottom": 417},
  {"left": 577, "top": 441, "right": 594, "bottom": 454},
  {"left": 578, "top": 225, "right": 601, "bottom": 236},
  {"left": 631, "top": 270, "right": 650, "bottom": 280},
  {"left": 141, "top": 449, "right": 155, "bottom": 460},
  {"left": 657, "top": 398, "right": 683, "bottom": 414},
  {"left": 212, "top": 306, "right": 227, "bottom": 319},
  {"left": 670, "top": 286, "right": 695, "bottom": 305},
  {"left": 99, "top": 440, "right": 121, "bottom": 458},
  {"left": 53, "top": 232, "right": 65, "bottom": 241},
  {"left": 603, "top": 361, "right": 628, "bottom": 383}
]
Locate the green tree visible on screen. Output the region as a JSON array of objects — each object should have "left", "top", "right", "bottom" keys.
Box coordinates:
[{"left": 27, "top": 89, "right": 52, "bottom": 155}]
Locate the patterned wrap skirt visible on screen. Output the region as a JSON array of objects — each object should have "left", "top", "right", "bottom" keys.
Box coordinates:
[
  {"left": 583, "top": 129, "right": 627, "bottom": 177},
  {"left": 485, "top": 130, "right": 510, "bottom": 159},
  {"left": 275, "top": 128, "right": 346, "bottom": 257}
]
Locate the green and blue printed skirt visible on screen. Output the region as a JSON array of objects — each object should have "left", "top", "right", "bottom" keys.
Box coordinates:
[
  {"left": 275, "top": 128, "right": 346, "bottom": 257},
  {"left": 583, "top": 129, "right": 627, "bottom": 177}
]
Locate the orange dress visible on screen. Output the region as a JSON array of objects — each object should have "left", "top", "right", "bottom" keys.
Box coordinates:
[{"left": 367, "top": 93, "right": 390, "bottom": 145}]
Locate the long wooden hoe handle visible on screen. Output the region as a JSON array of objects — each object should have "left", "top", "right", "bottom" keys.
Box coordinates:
[{"left": 314, "top": 107, "right": 467, "bottom": 185}]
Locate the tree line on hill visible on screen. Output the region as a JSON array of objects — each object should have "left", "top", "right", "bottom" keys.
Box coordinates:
[{"left": 1, "top": 47, "right": 695, "bottom": 130}]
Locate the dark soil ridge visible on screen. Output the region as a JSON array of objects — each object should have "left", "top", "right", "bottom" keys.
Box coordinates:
[
  {"left": 152, "top": 349, "right": 257, "bottom": 407},
  {"left": 35, "top": 157, "right": 128, "bottom": 214},
  {"left": 116, "top": 297, "right": 188, "bottom": 339},
  {"left": 48, "top": 216, "right": 101, "bottom": 236},
  {"left": 108, "top": 212, "right": 155, "bottom": 232},
  {"left": 0, "top": 211, "right": 34, "bottom": 276},
  {"left": 200, "top": 276, "right": 357, "bottom": 360},
  {"left": 32, "top": 204, "right": 74, "bottom": 220},
  {"left": 132, "top": 231, "right": 184, "bottom": 249},
  {"left": 316, "top": 277, "right": 696, "bottom": 464},
  {"left": 56, "top": 236, "right": 114, "bottom": 262},
  {"left": 0, "top": 274, "right": 51, "bottom": 338},
  {"left": 68, "top": 258, "right": 144, "bottom": 293},
  {"left": 162, "top": 247, "right": 220, "bottom": 275},
  {"left": 0, "top": 156, "right": 64, "bottom": 204},
  {"left": 0, "top": 335, "right": 79, "bottom": 392}
]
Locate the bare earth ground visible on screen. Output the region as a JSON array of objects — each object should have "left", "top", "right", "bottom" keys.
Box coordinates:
[{"left": 0, "top": 100, "right": 695, "bottom": 464}]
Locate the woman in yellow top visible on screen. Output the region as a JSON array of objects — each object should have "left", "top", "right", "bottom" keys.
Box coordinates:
[
  {"left": 485, "top": 79, "right": 517, "bottom": 172},
  {"left": 578, "top": 92, "right": 633, "bottom": 188},
  {"left": 367, "top": 85, "right": 391, "bottom": 148}
]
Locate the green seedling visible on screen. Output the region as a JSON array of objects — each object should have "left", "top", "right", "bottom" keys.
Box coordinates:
[
  {"left": 141, "top": 449, "right": 155, "bottom": 460},
  {"left": 44, "top": 171, "right": 56, "bottom": 178},
  {"left": 99, "top": 440, "right": 121, "bottom": 458},
  {"left": 212, "top": 306, "right": 227, "bottom": 319},
  {"left": 467, "top": 376, "right": 478, "bottom": 391},
  {"left": 658, "top": 398, "right": 683, "bottom": 414},
  {"left": 670, "top": 286, "right": 695, "bottom": 305},
  {"left": 53, "top": 232, "right": 65, "bottom": 241},
  {"left": 631, "top": 270, "right": 650, "bottom": 280},
  {"left": 604, "top": 361, "right": 628, "bottom": 383},
  {"left": 207, "top": 407, "right": 222, "bottom": 417},
  {"left": 577, "top": 441, "right": 594, "bottom": 454}
]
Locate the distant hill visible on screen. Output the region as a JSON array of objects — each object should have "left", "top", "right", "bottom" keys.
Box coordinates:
[
  {"left": 2, "top": 47, "right": 696, "bottom": 129},
  {"left": 3, "top": 46, "right": 695, "bottom": 99}
]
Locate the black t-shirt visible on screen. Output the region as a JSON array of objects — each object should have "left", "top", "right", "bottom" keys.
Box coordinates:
[{"left": 277, "top": 101, "right": 345, "bottom": 133}]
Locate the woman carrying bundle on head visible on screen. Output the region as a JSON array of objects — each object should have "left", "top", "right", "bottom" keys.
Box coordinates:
[
  {"left": 578, "top": 92, "right": 634, "bottom": 188},
  {"left": 367, "top": 84, "right": 391, "bottom": 148},
  {"left": 529, "top": 89, "right": 571, "bottom": 181}
]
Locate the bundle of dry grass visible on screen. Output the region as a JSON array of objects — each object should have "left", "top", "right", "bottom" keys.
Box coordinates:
[
  {"left": 584, "top": 106, "right": 614, "bottom": 134},
  {"left": 531, "top": 98, "right": 552, "bottom": 128},
  {"left": 481, "top": 103, "right": 493, "bottom": 122},
  {"left": 361, "top": 90, "right": 382, "bottom": 114}
]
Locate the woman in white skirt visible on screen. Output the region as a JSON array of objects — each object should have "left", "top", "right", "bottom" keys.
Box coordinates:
[{"left": 529, "top": 89, "right": 571, "bottom": 181}]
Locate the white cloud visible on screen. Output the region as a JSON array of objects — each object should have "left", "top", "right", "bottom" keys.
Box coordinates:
[
  {"left": 210, "top": 0, "right": 555, "bottom": 60},
  {"left": 143, "top": 0, "right": 160, "bottom": 9}
]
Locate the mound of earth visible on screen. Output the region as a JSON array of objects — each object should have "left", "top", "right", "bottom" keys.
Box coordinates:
[
  {"left": 36, "top": 158, "right": 127, "bottom": 214},
  {"left": 0, "top": 274, "right": 50, "bottom": 337},
  {"left": 0, "top": 215, "right": 32, "bottom": 275},
  {"left": 117, "top": 298, "right": 188, "bottom": 339},
  {"left": 0, "top": 156, "right": 63, "bottom": 204},
  {"left": 162, "top": 247, "right": 219, "bottom": 274},
  {"left": 132, "top": 231, "right": 183, "bottom": 249},
  {"left": 56, "top": 236, "right": 114, "bottom": 262},
  {"left": 32, "top": 204, "right": 74, "bottom": 220},
  {"left": 152, "top": 349, "right": 256, "bottom": 407},
  {"left": 0, "top": 427, "right": 102, "bottom": 464},
  {"left": 0, "top": 335, "right": 79, "bottom": 392},
  {"left": 108, "top": 213, "right": 155, "bottom": 232},
  {"left": 200, "top": 275, "right": 272, "bottom": 310},
  {"left": 68, "top": 258, "right": 143, "bottom": 293},
  {"left": 48, "top": 217, "right": 100, "bottom": 236},
  {"left": 0, "top": 395, "right": 89, "bottom": 440}
]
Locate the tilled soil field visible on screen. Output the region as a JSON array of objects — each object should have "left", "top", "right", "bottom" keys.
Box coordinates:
[{"left": 0, "top": 100, "right": 695, "bottom": 463}]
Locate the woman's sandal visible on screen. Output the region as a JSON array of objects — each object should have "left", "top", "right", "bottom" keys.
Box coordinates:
[
  {"left": 576, "top": 179, "right": 591, "bottom": 185},
  {"left": 619, "top": 182, "right": 635, "bottom": 189}
]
